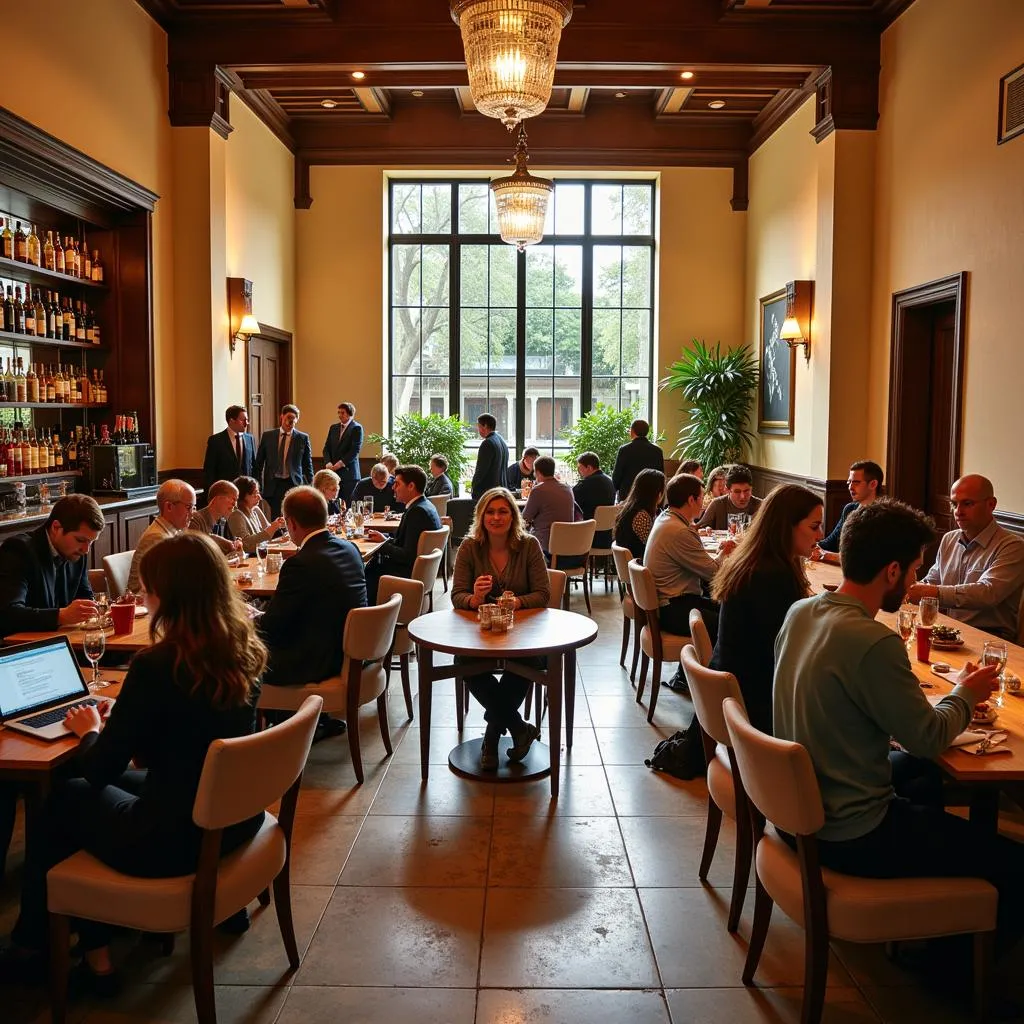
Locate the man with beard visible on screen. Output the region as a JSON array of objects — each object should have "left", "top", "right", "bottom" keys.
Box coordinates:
[{"left": 772, "top": 500, "right": 1024, "bottom": 954}]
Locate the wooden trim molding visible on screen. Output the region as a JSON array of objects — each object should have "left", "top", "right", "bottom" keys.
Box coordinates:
[{"left": 749, "top": 465, "right": 850, "bottom": 535}]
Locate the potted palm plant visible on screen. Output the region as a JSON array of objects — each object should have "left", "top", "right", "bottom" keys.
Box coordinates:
[{"left": 660, "top": 339, "right": 759, "bottom": 470}]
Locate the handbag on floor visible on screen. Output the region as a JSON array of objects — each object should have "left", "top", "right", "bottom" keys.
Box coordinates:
[{"left": 643, "top": 720, "right": 706, "bottom": 780}]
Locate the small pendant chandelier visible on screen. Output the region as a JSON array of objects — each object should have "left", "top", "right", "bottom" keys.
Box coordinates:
[
  {"left": 490, "top": 125, "right": 553, "bottom": 251},
  {"left": 451, "top": 0, "right": 573, "bottom": 130}
]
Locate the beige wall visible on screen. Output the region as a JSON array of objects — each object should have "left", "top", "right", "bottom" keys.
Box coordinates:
[
  {"left": 867, "top": 0, "right": 1024, "bottom": 510},
  {"left": 2, "top": 0, "right": 178, "bottom": 463}
]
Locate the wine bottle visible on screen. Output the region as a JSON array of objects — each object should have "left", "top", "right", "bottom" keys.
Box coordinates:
[
  {"left": 91, "top": 250, "right": 103, "bottom": 283},
  {"left": 14, "top": 222, "right": 28, "bottom": 262},
  {"left": 26, "top": 224, "right": 41, "bottom": 268},
  {"left": 11, "top": 429, "right": 23, "bottom": 476},
  {"left": 14, "top": 287, "right": 26, "bottom": 334},
  {"left": 54, "top": 233, "right": 65, "bottom": 274},
  {"left": 43, "top": 231, "right": 56, "bottom": 271},
  {"left": 34, "top": 291, "right": 46, "bottom": 339},
  {"left": 47, "top": 291, "right": 59, "bottom": 339},
  {"left": 26, "top": 362, "right": 39, "bottom": 403},
  {"left": 2, "top": 286, "right": 14, "bottom": 333},
  {"left": 15, "top": 358, "right": 27, "bottom": 404},
  {"left": 0, "top": 218, "right": 12, "bottom": 260},
  {"left": 62, "top": 296, "right": 73, "bottom": 341},
  {"left": 74, "top": 301, "right": 86, "bottom": 342},
  {"left": 53, "top": 431, "right": 64, "bottom": 470},
  {"left": 66, "top": 429, "right": 77, "bottom": 469}
]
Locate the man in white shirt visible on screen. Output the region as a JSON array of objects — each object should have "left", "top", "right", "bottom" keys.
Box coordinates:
[
  {"left": 126, "top": 479, "right": 196, "bottom": 593},
  {"left": 907, "top": 474, "right": 1024, "bottom": 640}
]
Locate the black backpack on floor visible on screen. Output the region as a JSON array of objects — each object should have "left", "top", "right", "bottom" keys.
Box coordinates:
[{"left": 644, "top": 722, "right": 706, "bottom": 781}]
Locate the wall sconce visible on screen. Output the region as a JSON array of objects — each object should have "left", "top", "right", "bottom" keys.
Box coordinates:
[
  {"left": 779, "top": 279, "right": 814, "bottom": 362},
  {"left": 227, "top": 277, "right": 259, "bottom": 356}
]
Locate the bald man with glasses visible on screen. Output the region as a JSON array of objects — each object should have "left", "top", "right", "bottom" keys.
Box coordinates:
[{"left": 906, "top": 474, "right": 1024, "bottom": 640}]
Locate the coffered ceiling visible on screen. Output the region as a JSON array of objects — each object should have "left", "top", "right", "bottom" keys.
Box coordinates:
[{"left": 136, "top": 0, "right": 914, "bottom": 208}]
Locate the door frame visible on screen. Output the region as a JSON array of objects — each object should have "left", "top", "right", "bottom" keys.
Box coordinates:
[
  {"left": 886, "top": 271, "right": 968, "bottom": 503},
  {"left": 245, "top": 323, "right": 293, "bottom": 437}
]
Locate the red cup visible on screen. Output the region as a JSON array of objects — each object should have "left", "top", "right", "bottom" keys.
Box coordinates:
[
  {"left": 110, "top": 602, "right": 135, "bottom": 636},
  {"left": 915, "top": 624, "right": 931, "bottom": 663}
]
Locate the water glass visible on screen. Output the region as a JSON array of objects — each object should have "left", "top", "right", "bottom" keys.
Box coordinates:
[
  {"left": 727, "top": 513, "right": 743, "bottom": 537},
  {"left": 478, "top": 603, "right": 497, "bottom": 629},
  {"left": 896, "top": 607, "right": 916, "bottom": 649},
  {"left": 83, "top": 625, "right": 107, "bottom": 691},
  {"left": 255, "top": 541, "right": 269, "bottom": 576},
  {"left": 918, "top": 596, "right": 940, "bottom": 627},
  {"left": 983, "top": 640, "right": 1009, "bottom": 706}
]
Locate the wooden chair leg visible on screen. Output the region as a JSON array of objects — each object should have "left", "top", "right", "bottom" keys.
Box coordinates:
[
  {"left": 258, "top": 887, "right": 271, "bottom": 907},
  {"left": 455, "top": 676, "right": 465, "bottom": 732},
  {"left": 347, "top": 683, "right": 365, "bottom": 784},
  {"left": 801, "top": 911, "right": 829, "bottom": 1024},
  {"left": 647, "top": 657, "right": 662, "bottom": 722},
  {"left": 698, "top": 796, "right": 722, "bottom": 882},
  {"left": 273, "top": 864, "right": 301, "bottom": 970},
  {"left": 742, "top": 878, "right": 774, "bottom": 985},
  {"left": 400, "top": 654, "right": 414, "bottom": 720},
  {"left": 728, "top": 802, "right": 753, "bottom": 933},
  {"left": 377, "top": 693, "right": 394, "bottom": 755},
  {"left": 630, "top": 618, "right": 641, "bottom": 683},
  {"left": 582, "top": 566, "right": 593, "bottom": 616},
  {"left": 973, "top": 930, "right": 994, "bottom": 1022},
  {"left": 189, "top": 910, "right": 217, "bottom": 1024},
  {"left": 636, "top": 652, "right": 649, "bottom": 704},
  {"left": 619, "top": 615, "right": 630, "bottom": 667},
  {"left": 49, "top": 912, "right": 71, "bottom": 1024}
]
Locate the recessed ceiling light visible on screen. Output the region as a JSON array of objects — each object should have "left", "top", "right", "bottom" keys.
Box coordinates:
[
  {"left": 351, "top": 71, "right": 365, "bottom": 80},
  {"left": 708, "top": 100, "right": 726, "bottom": 109},
  {"left": 320, "top": 99, "right": 338, "bottom": 109},
  {"left": 615, "top": 91, "right": 627, "bottom": 98},
  {"left": 680, "top": 70, "right": 695, "bottom": 80},
  {"left": 411, "top": 90, "right": 424, "bottom": 98}
]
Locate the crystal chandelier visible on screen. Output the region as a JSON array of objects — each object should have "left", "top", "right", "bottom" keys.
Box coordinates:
[
  {"left": 490, "top": 125, "right": 553, "bottom": 251},
  {"left": 451, "top": 0, "right": 573, "bottom": 130}
]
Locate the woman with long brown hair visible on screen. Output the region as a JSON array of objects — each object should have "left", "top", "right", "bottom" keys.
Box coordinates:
[
  {"left": 4, "top": 533, "right": 267, "bottom": 993},
  {"left": 613, "top": 467, "right": 665, "bottom": 560},
  {"left": 452, "top": 487, "right": 549, "bottom": 771},
  {"left": 708, "top": 483, "right": 823, "bottom": 732}
]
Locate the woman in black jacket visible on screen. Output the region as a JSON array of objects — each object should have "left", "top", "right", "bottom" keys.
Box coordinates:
[
  {"left": 613, "top": 468, "right": 665, "bottom": 561},
  {"left": 3, "top": 533, "right": 267, "bottom": 991},
  {"left": 709, "top": 483, "right": 823, "bottom": 733}
]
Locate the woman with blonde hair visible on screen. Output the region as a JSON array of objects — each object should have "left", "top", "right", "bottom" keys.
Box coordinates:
[
  {"left": 452, "top": 487, "right": 549, "bottom": 770},
  {"left": 4, "top": 534, "right": 268, "bottom": 991},
  {"left": 313, "top": 467, "right": 343, "bottom": 515}
]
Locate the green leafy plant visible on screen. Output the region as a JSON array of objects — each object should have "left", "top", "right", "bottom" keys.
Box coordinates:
[
  {"left": 369, "top": 413, "right": 472, "bottom": 493},
  {"left": 660, "top": 339, "right": 760, "bottom": 469},
  {"left": 565, "top": 402, "right": 664, "bottom": 475}
]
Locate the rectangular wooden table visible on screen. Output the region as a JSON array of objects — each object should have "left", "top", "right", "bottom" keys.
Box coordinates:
[{"left": 234, "top": 537, "right": 384, "bottom": 598}]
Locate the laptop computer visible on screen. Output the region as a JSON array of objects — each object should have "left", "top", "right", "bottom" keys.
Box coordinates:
[{"left": 0, "top": 636, "right": 103, "bottom": 740}]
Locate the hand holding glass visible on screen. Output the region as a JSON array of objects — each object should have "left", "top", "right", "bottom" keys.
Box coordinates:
[{"left": 83, "top": 626, "right": 108, "bottom": 691}]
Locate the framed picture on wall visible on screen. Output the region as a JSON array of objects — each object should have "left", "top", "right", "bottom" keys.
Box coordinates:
[{"left": 758, "top": 287, "right": 795, "bottom": 436}]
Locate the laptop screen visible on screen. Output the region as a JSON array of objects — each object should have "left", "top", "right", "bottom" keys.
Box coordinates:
[{"left": 0, "top": 639, "right": 88, "bottom": 720}]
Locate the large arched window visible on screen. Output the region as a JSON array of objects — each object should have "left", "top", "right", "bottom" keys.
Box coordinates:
[{"left": 389, "top": 178, "right": 655, "bottom": 454}]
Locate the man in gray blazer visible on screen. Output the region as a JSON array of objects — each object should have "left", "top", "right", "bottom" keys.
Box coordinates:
[{"left": 189, "top": 480, "right": 244, "bottom": 555}]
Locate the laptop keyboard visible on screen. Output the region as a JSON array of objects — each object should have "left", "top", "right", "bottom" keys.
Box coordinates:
[{"left": 21, "top": 698, "right": 97, "bottom": 729}]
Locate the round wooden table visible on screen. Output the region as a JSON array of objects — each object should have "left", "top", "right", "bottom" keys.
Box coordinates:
[{"left": 408, "top": 608, "right": 598, "bottom": 797}]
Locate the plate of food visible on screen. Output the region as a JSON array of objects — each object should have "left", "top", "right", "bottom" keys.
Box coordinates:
[
  {"left": 971, "top": 701, "right": 998, "bottom": 725},
  {"left": 930, "top": 625, "right": 964, "bottom": 650}
]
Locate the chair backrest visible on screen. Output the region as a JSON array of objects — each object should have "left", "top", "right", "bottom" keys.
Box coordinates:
[
  {"left": 377, "top": 575, "right": 425, "bottom": 624},
  {"left": 687, "top": 608, "right": 713, "bottom": 666},
  {"left": 410, "top": 549, "right": 444, "bottom": 611},
  {"left": 193, "top": 693, "right": 323, "bottom": 830},
  {"left": 88, "top": 568, "right": 108, "bottom": 597},
  {"left": 681, "top": 645, "right": 744, "bottom": 747},
  {"left": 416, "top": 524, "right": 450, "bottom": 557},
  {"left": 627, "top": 558, "right": 659, "bottom": 614},
  {"left": 446, "top": 497, "right": 475, "bottom": 543},
  {"left": 611, "top": 542, "right": 634, "bottom": 596},
  {"left": 722, "top": 697, "right": 825, "bottom": 837},
  {"left": 343, "top": 592, "right": 402, "bottom": 662},
  {"left": 546, "top": 568, "right": 567, "bottom": 609},
  {"left": 593, "top": 504, "right": 619, "bottom": 533},
  {"left": 427, "top": 494, "right": 449, "bottom": 518},
  {"left": 549, "top": 519, "right": 596, "bottom": 558},
  {"left": 103, "top": 550, "right": 134, "bottom": 599}
]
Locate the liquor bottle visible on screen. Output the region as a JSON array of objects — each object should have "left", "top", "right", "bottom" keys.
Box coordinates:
[
  {"left": 2, "top": 286, "right": 14, "bottom": 333},
  {"left": 14, "top": 287, "right": 26, "bottom": 334},
  {"left": 0, "top": 365, "right": 8, "bottom": 403},
  {"left": 53, "top": 431, "right": 64, "bottom": 470},
  {"left": 24, "top": 293, "right": 36, "bottom": 337},
  {"left": 27, "top": 224, "right": 41, "bottom": 267},
  {"left": 62, "top": 296, "right": 73, "bottom": 341},
  {"left": 54, "top": 364, "right": 65, "bottom": 403},
  {"left": 74, "top": 302, "right": 86, "bottom": 342},
  {"left": 75, "top": 240, "right": 85, "bottom": 279},
  {"left": 54, "top": 233, "right": 65, "bottom": 274},
  {"left": 0, "top": 218, "right": 12, "bottom": 259},
  {"left": 14, "top": 222, "right": 28, "bottom": 262},
  {"left": 65, "top": 237, "right": 78, "bottom": 277},
  {"left": 34, "top": 291, "right": 46, "bottom": 338},
  {"left": 26, "top": 363, "right": 39, "bottom": 403},
  {"left": 92, "top": 314, "right": 101, "bottom": 345},
  {"left": 70, "top": 365, "right": 80, "bottom": 403},
  {"left": 91, "top": 250, "right": 103, "bottom": 283},
  {"left": 27, "top": 429, "right": 38, "bottom": 474},
  {"left": 15, "top": 358, "right": 27, "bottom": 404},
  {"left": 84, "top": 304, "right": 95, "bottom": 344},
  {"left": 99, "top": 370, "right": 108, "bottom": 404},
  {"left": 3, "top": 358, "right": 13, "bottom": 402},
  {"left": 10, "top": 429, "right": 22, "bottom": 476},
  {"left": 43, "top": 231, "right": 56, "bottom": 271},
  {"left": 43, "top": 432, "right": 53, "bottom": 471},
  {"left": 82, "top": 242, "right": 92, "bottom": 281},
  {"left": 42, "top": 365, "right": 52, "bottom": 403},
  {"left": 47, "top": 292, "right": 59, "bottom": 339},
  {"left": 66, "top": 429, "right": 77, "bottom": 470},
  {"left": 0, "top": 432, "right": 8, "bottom": 478}
]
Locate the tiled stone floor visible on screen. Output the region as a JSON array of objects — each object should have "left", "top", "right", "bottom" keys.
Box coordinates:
[{"left": 3, "top": 584, "right": 1022, "bottom": 1023}]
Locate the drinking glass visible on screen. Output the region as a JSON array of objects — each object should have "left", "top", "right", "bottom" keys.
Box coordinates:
[
  {"left": 983, "top": 640, "right": 1009, "bottom": 706},
  {"left": 727, "top": 513, "right": 743, "bottom": 537},
  {"left": 95, "top": 592, "right": 110, "bottom": 627},
  {"left": 918, "top": 596, "right": 940, "bottom": 627},
  {"left": 383, "top": 505, "right": 391, "bottom": 519},
  {"left": 255, "top": 540, "right": 269, "bottom": 577},
  {"left": 83, "top": 625, "right": 107, "bottom": 691},
  {"left": 896, "top": 607, "right": 916, "bottom": 650}
]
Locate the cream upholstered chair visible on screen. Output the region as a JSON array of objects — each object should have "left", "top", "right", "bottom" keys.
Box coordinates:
[
  {"left": 680, "top": 644, "right": 752, "bottom": 933},
  {"left": 627, "top": 559, "right": 687, "bottom": 723},
  {"left": 258, "top": 594, "right": 402, "bottom": 783},
  {"left": 588, "top": 503, "right": 619, "bottom": 588},
  {"left": 417, "top": 520, "right": 451, "bottom": 596},
  {"left": 48, "top": 694, "right": 323, "bottom": 1024},
  {"left": 410, "top": 549, "right": 444, "bottom": 615},
  {"left": 549, "top": 519, "right": 596, "bottom": 614},
  {"left": 378, "top": 574, "right": 426, "bottom": 721},
  {"left": 102, "top": 549, "right": 134, "bottom": 599},
  {"left": 611, "top": 543, "right": 641, "bottom": 683},
  {"left": 688, "top": 607, "right": 713, "bottom": 667},
  {"left": 722, "top": 697, "right": 998, "bottom": 1024},
  {"left": 427, "top": 494, "right": 449, "bottom": 519}
]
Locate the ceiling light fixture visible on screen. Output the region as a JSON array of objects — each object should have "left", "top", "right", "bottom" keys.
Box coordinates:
[
  {"left": 680, "top": 70, "right": 695, "bottom": 80},
  {"left": 320, "top": 99, "right": 338, "bottom": 109},
  {"left": 351, "top": 71, "right": 366, "bottom": 80},
  {"left": 490, "top": 125, "right": 553, "bottom": 251},
  {"left": 708, "top": 99, "right": 726, "bottom": 109},
  {"left": 451, "top": 0, "right": 573, "bottom": 130}
]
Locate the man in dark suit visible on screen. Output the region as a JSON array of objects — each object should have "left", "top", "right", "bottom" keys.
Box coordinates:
[
  {"left": 471, "top": 413, "right": 509, "bottom": 501},
  {"left": 612, "top": 419, "right": 665, "bottom": 501},
  {"left": 574, "top": 451, "right": 617, "bottom": 548},
  {"left": 0, "top": 493, "right": 104, "bottom": 875},
  {"left": 254, "top": 404, "right": 315, "bottom": 518},
  {"left": 202, "top": 405, "right": 256, "bottom": 496},
  {"left": 364, "top": 465, "right": 442, "bottom": 601},
  {"left": 322, "top": 401, "right": 363, "bottom": 504},
  {"left": 259, "top": 487, "right": 367, "bottom": 733}
]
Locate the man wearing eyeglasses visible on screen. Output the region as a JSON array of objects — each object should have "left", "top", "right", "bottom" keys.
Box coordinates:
[
  {"left": 811, "top": 460, "right": 883, "bottom": 566},
  {"left": 126, "top": 479, "right": 197, "bottom": 594},
  {"left": 906, "top": 474, "right": 1024, "bottom": 640}
]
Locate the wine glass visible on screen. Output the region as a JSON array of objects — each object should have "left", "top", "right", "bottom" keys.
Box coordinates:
[
  {"left": 255, "top": 540, "right": 269, "bottom": 577},
  {"left": 83, "top": 624, "right": 107, "bottom": 691},
  {"left": 918, "top": 596, "right": 940, "bottom": 627},
  {"left": 982, "top": 640, "right": 1009, "bottom": 706},
  {"left": 95, "top": 592, "right": 110, "bottom": 627},
  {"left": 896, "top": 607, "right": 916, "bottom": 650}
]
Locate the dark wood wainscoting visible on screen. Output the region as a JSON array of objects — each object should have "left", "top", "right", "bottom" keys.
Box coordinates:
[{"left": 749, "top": 466, "right": 850, "bottom": 535}]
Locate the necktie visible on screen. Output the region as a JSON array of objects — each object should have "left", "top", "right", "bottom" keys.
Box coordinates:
[
  {"left": 277, "top": 432, "right": 289, "bottom": 477},
  {"left": 234, "top": 432, "right": 241, "bottom": 467}
]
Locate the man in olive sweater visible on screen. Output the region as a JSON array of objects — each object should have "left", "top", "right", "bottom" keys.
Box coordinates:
[{"left": 774, "top": 499, "right": 1024, "bottom": 950}]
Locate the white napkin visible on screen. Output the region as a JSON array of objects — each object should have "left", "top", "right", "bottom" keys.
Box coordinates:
[{"left": 951, "top": 730, "right": 1010, "bottom": 755}]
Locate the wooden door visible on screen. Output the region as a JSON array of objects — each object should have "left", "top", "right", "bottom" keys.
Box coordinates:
[
  {"left": 925, "top": 308, "right": 956, "bottom": 536},
  {"left": 246, "top": 328, "right": 292, "bottom": 439}
]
